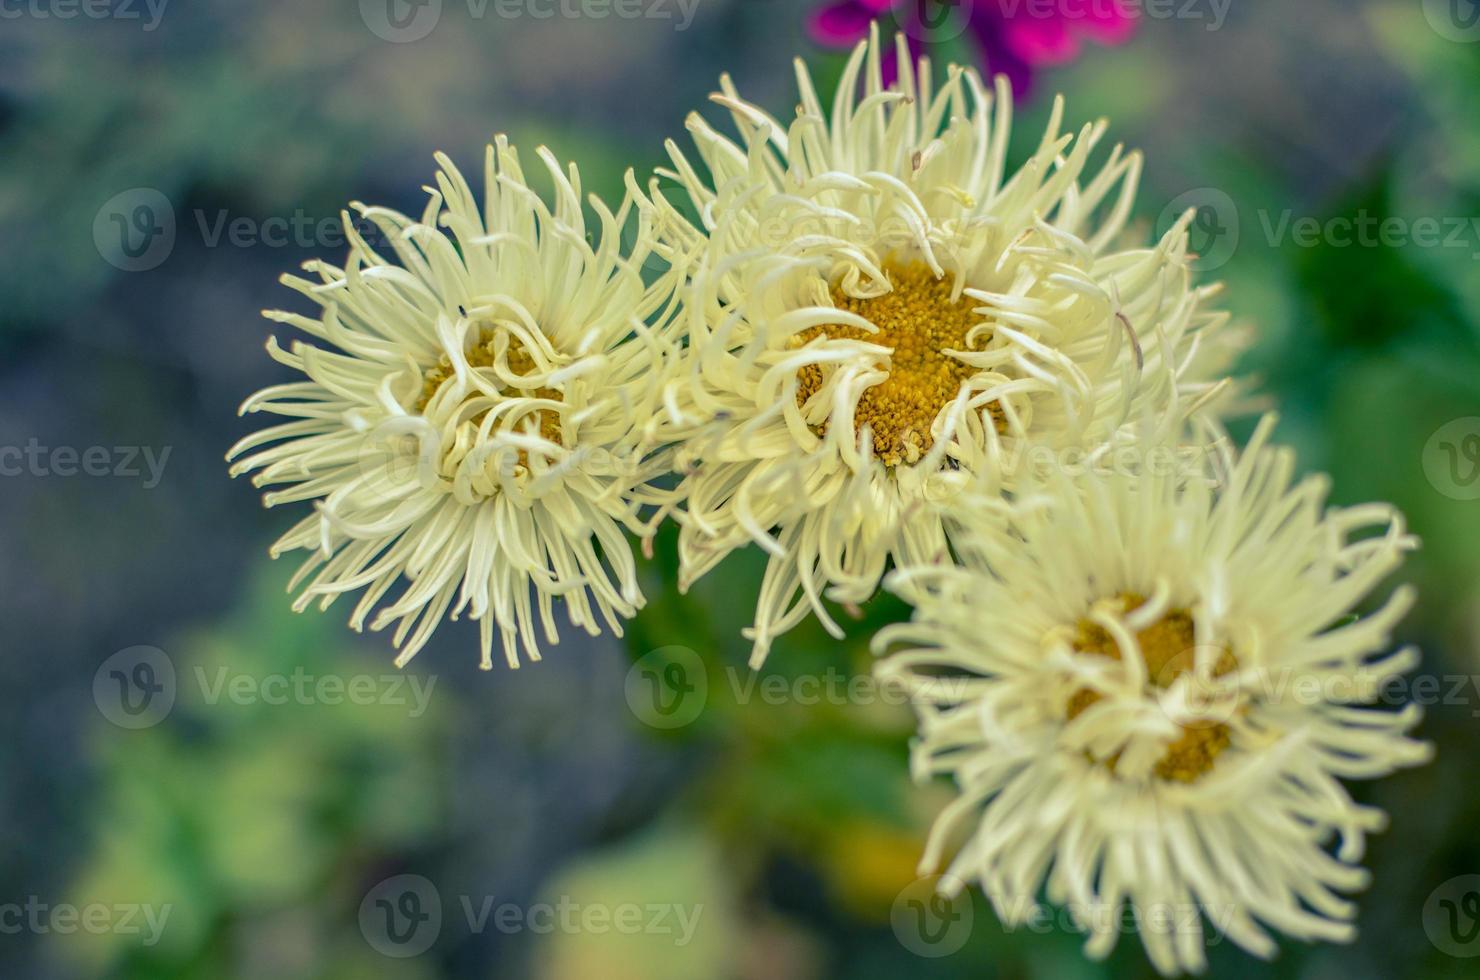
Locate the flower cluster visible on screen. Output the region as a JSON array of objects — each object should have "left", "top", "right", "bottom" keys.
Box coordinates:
[{"left": 229, "top": 28, "right": 1429, "bottom": 975}]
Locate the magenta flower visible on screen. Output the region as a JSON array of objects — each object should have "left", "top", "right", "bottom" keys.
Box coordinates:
[{"left": 808, "top": 0, "right": 1136, "bottom": 96}]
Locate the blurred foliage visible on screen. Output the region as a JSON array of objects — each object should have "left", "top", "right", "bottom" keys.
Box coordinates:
[
  {"left": 530, "top": 828, "right": 739, "bottom": 980},
  {"left": 56, "top": 569, "right": 445, "bottom": 980}
]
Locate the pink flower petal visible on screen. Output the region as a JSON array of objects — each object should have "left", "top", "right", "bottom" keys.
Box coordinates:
[
  {"left": 1076, "top": 0, "right": 1138, "bottom": 44},
  {"left": 968, "top": 12, "right": 1036, "bottom": 96},
  {"left": 1001, "top": 16, "right": 1079, "bottom": 66},
  {"left": 808, "top": 2, "right": 876, "bottom": 48}
]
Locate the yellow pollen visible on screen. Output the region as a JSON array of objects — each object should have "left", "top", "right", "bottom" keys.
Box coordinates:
[
  {"left": 793, "top": 263, "right": 1002, "bottom": 467},
  {"left": 1066, "top": 593, "right": 1237, "bottom": 783},
  {"left": 417, "top": 331, "right": 563, "bottom": 463}
]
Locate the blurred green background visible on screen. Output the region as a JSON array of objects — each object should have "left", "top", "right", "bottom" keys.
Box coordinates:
[{"left": 2, "top": 1, "right": 1479, "bottom": 977}]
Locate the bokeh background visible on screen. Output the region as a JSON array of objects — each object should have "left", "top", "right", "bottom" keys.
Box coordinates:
[{"left": 2, "top": 1, "right": 1480, "bottom": 977}]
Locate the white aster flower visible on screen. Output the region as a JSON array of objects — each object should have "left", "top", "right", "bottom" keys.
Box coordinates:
[
  {"left": 873, "top": 416, "right": 1431, "bottom": 975},
  {"left": 643, "top": 29, "right": 1239, "bottom": 665},
  {"left": 228, "top": 138, "right": 682, "bottom": 669}
]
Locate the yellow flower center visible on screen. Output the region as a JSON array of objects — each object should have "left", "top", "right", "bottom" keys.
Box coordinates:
[
  {"left": 417, "top": 331, "right": 563, "bottom": 463},
  {"left": 793, "top": 263, "right": 1001, "bottom": 467},
  {"left": 1066, "top": 594, "right": 1237, "bottom": 783}
]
